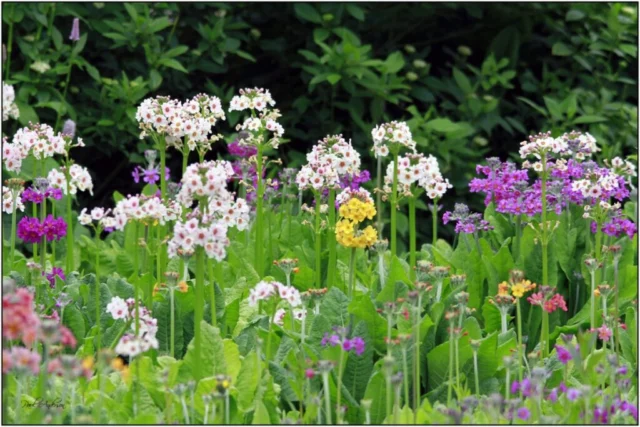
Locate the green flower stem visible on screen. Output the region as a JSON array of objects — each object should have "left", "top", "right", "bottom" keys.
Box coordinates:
[
  {"left": 505, "top": 369, "right": 510, "bottom": 401},
  {"left": 32, "top": 202, "right": 38, "bottom": 260},
  {"left": 613, "top": 259, "right": 620, "bottom": 357},
  {"left": 170, "top": 286, "right": 175, "bottom": 359},
  {"left": 385, "top": 372, "right": 392, "bottom": 425},
  {"left": 321, "top": 371, "right": 332, "bottom": 425},
  {"left": 158, "top": 137, "right": 168, "bottom": 280},
  {"left": 266, "top": 302, "right": 277, "bottom": 362},
  {"left": 473, "top": 350, "right": 480, "bottom": 395},
  {"left": 208, "top": 259, "right": 217, "bottom": 327},
  {"left": 447, "top": 326, "right": 454, "bottom": 406},
  {"left": 413, "top": 294, "right": 422, "bottom": 422},
  {"left": 51, "top": 201, "right": 56, "bottom": 266},
  {"left": 314, "top": 192, "right": 322, "bottom": 288},
  {"left": 541, "top": 309, "right": 549, "bottom": 359},
  {"left": 9, "top": 196, "right": 17, "bottom": 269},
  {"left": 335, "top": 349, "right": 345, "bottom": 424},
  {"left": 64, "top": 160, "right": 73, "bottom": 274},
  {"left": 540, "top": 153, "right": 548, "bottom": 287},
  {"left": 594, "top": 223, "right": 602, "bottom": 284},
  {"left": 376, "top": 156, "right": 383, "bottom": 235},
  {"left": 4, "top": 5, "right": 15, "bottom": 80},
  {"left": 182, "top": 147, "right": 189, "bottom": 177},
  {"left": 401, "top": 346, "right": 410, "bottom": 409},
  {"left": 327, "top": 189, "right": 337, "bottom": 287},
  {"left": 39, "top": 197, "right": 47, "bottom": 303},
  {"left": 516, "top": 298, "right": 523, "bottom": 383},
  {"left": 348, "top": 247, "right": 356, "bottom": 299},
  {"left": 194, "top": 247, "right": 205, "bottom": 380},
  {"left": 255, "top": 144, "right": 265, "bottom": 276},
  {"left": 589, "top": 270, "right": 596, "bottom": 328},
  {"left": 14, "top": 376, "right": 21, "bottom": 423},
  {"left": 95, "top": 232, "right": 101, "bottom": 352},
  {"left": 390, "top": 150, "right": 399, "bottom": 255},
  {"left": 408, "top": 195, "right": 416, "bottom": 278},
  {"left": 432, "top": 197, "right": 439, "bottom": 247},
  {"left": 514, "top": 214, "right": 522, "bottom": 265}
]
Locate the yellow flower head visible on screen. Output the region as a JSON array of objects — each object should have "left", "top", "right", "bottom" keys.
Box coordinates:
[
  {"left": 178, "top": 281, "right": 189, "bottom": 293},
  {"left": 498, "top": 282, "right": 510, "bottom": 296},
  {"left": 82, "top": 357, "right": 94, "bottom": 371}
]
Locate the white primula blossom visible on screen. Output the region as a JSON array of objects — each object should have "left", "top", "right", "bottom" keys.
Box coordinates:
[
  {"left": 177, "top": 160, "right": 236, "bottom": 207},
  {"left": 47, "top": 164, "right": 94, "bottom": 195},
  {"left": 229, "top": 87, "right": 275, "bottom": 112},
  {"left": 231, "top": 88, "right": 284, "bottom": 149},
  {"left": 108, "top": 297, "right": 159, "bottom": 357},
  {"left": 167, "top": 217, "right": 230, "bottom": 261},
  {"left": 2, "top": 186, "right": 25, "bottom": 214},
  {"left": 383, "top": 153, "right": 451, "bottom": 199},
  {"left": 247, "top": 280, "right": 302, "bottom": 310},
  {"left": 519, "top": 131, "right": 569, "bottom": 160},
  {"left": 112, "top": 194, "right": 182, "bottom": 230},
  {"left": 371, "top": 121, "right": 416, "bottom": 158},
  {"left": 3, "top": 84, "right": 19, "bottom": 121},
  {"left": 296, "top": 135, "right": 362, "bottom": 192},
  {"left": 293, "top": 308, "right": 307, "bottom": 321},
  {"left": 273, "top": 308, "right": 287, "bottom": 326},
  {"left": 336, "top": 187, "right": 374, "bottom": 206}
]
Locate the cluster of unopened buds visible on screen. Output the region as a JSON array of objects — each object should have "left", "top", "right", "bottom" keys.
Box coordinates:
[{"left": 153, "top": 272, "right": 189, "bottom": 296}]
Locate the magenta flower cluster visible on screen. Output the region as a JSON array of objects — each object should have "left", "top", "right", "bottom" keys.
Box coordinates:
[
  {"left": 21, "top": 187, "right": 63, "bottom": 204},
  {"left": 443, "top": 203, "right": 494, "bottom": 234},
  {"left": 43, "top": 267, "right": 65, "bottom": 288},
  {"left": 227, "top": 140, "right": 258, "bottom": 158},
  {"left": 591, "top": 215, "right": 637, "bottom": 239},
  {"left": 321, "top": 332, "right": 365, "bottom": 356},
  {"left": 17, "top": 215, "right": 67, "bottom": 244}
]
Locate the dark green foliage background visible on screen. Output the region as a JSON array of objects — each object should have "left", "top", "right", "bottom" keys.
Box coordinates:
[{"left": 3, "top": 2, "right": 638, "bottom": 244}]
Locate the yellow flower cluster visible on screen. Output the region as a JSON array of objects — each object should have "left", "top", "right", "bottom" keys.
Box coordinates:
[
  {"left": 339, "top": 198, "right": 376, "bottom": 223},
  {"left": 336, "top": 198, "right": 378, "bottom": 248},
  {"left": 498, "top": 279, "right": 536, "bottom": 298}
]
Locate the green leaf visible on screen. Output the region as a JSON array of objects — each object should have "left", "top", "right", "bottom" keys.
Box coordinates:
[
  {"left": 348, "top": 295, "right": 387, "bottom": 352},
  {"left": 572, "top": 115, "right": 607, "bottom": 124},
  {"left": 552, "top": 42, "right": 573, "bottom": 56},
  {"left": 363, "top": 371, "right": 387, "bottom": 424},
  {"left": 343, "top": 321, "right": 374, "bottom": 402},
  {"left": 383, "top": 51, "right": 405, "bottom": 74},
  {"left": 253, "top": 400, "right": 271, "bottom": 424},
  {"left": 452, "top": 67, "right": 473, "bottom": 94},
  {"left": 235, "top": 350, "right": 260, "bottom": 412},
  {"left": 51, "top": 27, "right": 63, "bottom": 51},
  {"left": 566, "top": 9, "right": 586, "bottom": 21},
  {"left": 158, "top": 58, "right": 188, "bottom": 73},
  {"left": 517, "top": 96, "right": 548, "bottom": 118},
  {"left": 183, "top": 322, "right": 226, "bottom": 378},
  {"left": 63, "top": 304, "right": 86, "bottom": 344},
  {"left": 346, "top": 4, "right": 366, "bottom": 21},
  {"left": 124, "top": 3, "right": 138, "bottom": 20},
  {"left": 326, "top": 74, "right": 342, "bottom": 85},
  {"left": 543, "top": 96, "right": 563, "bottom": 120},
  {"left": 294, "top": 3, "right": 322, "bottom": 24}
]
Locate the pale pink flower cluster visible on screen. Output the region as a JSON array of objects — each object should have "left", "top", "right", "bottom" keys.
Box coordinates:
[
  {"left": 296, "top": 135, "right": 362, "bottom": 191},
  {"left": 384, "top": 153, "right": 451, "bottom": 199},
  {"left": 2, "top": 186, "right": 25, "bottom": 214},
  {"left": 47, "top": 164, "right": 94, "bottom": 195},
  {"left": 112, "top": 194, "right": 182, "bottom": 230},
  {"left": 572, "top": 170, "right": 621, "bottom": 200},
  {"left": 136, "top": 94, "right": 225, "bottom": 151},
  {"left": 2, "top": 347, "right": 41, "bottom": 375},
  {"left": 3, "top": 83, "right": 19, "bottom": 121},
  {"left": 167, "top": 216, "right": 230, "bottom": 261},
  {"left": 248, "top": 280, "right": 302, "bottom": 308},
  {"left": 336, "top": 187, "right": 374, "bottom": 206},
  {"left": 273, "top": 307, "right": 307, "bottom": 326},
  {"left": 231, "top": 88, "right": 285, "bottom": 149},
  {"left": 78, "top": 207, "right": 117, "bottom": 230},
  {"left": 176, "top": 160, "right": 235, "bottom": 206},
  {"left": 371, "top": 121, "right": 416, "bottom": 158},
  {"left": 107, "top": 296, "right": 159, "bottom": 357}
]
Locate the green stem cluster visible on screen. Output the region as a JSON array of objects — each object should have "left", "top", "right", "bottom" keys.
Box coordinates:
[
  {"left": 390, "top": 150, "right": 399, "bottom": 255},
  {"left": 314, "top": 192, "right": 322, "bottom": 288},
  {"left": 408, "top": 196, "right": 416, "bottom": 276},
  {"left": 327, "top": 189, "right": 337, "bottom": 287},
  {"left": 194, "top": 247, "right": 205, "bottom": 380},
  {"left": 255, "top": 144, "right": 265, "bottom": 277}
]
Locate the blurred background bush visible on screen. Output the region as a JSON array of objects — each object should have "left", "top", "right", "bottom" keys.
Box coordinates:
[{"left": 3, "top": 2, "right": 637, "bottom": 243}]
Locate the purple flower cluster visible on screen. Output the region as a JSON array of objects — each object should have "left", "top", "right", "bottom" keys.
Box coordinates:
[
  {"left": 227, "top": 140, "right": 257, "bottom": 158},
  {"left": 591, "top": 215, "right": 637, "bottom": 239},
  {"left": 17, "top": 215, "right": 67, "bottom": 244},
  {"left": 132, "top": 166, "right": 170, "bottom": 185},
  {"left": 321, "top": 332, "right": 365, "bottom": 356},
  {"left": 21, "top": 187, "right": 63, "bottom": 205},
  {"left": 43, "top": 267, "right": 65, "bottom": 288},
  {"left": 443, "top": 203, "right": 494, "bottom": 234},
  {"left": 593, "top": 399, "right": 638, "bottom": 423},
  {"left": 552, "top": 160, "right": 630, "bottom": 204},
  {"left": 555, "top": 344, "right": 574, "bottom": 365}
]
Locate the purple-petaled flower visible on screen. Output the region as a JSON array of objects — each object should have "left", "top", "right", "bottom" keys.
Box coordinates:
[
  {"left": 17, "top": 217, "right": 43, "bottom": 243},
  {"left": 591, "top": 214, "right": 637, "bottom": 239},
  {"left": 21, "top": 187, "right": 64, "bottom": 204},
  {"left": 510, "top": 380, "right": 519, "bottom": 395},
  {"left": 69, "top": 18, "right": 80, "bottom": 42},
  {"left": 519, "top": 378, "right": 532, "bottom": 397},
  {"left": 62, "top": 119, "right": 76, "bottom": 138},
  {"left": 41, "top": 215, "right": 67, "bottom": 241},
  {"left": 547, "top": 387, "right": 558, "bottom": 403},
  {"left": 228, "top": 140, "right": 257, "bottom": 158},
  {"left": 342, "top": 339, "right": 353, "bottom": 352},
  {"left": 555, "top": 344, "right": 572, "bottom": 365},
  {"left": 305, "top": 368, "right": 315, "bottom": 379},
  {"left": 593, "top": 406, "right": 608, "bottom": 424},
  {"left": 43, "top": 267, "right": 65, "bottom": 288},
  {"left": 516, "top": 407, "right": 530, "bottom": 421},
  {"left": 559, "top": 382, "right": 567, "bottom": 393},
  {"left": 566, "top": 388, "right": 580, "bottom": 401},
  {"left": 321, "top": 333, "right": 340, "bottom": 347},
  {"left": 617, "top": 365, "right": 628, "bottom": 376},
  {"left": 443, "top": 203, "right": 494, "bottom": 234},
  {"left": 132, "top": 166, "right": 169, "bottom": 185},
  {"left": 351, "top": 336, "right": 365, "bottom": 356}
]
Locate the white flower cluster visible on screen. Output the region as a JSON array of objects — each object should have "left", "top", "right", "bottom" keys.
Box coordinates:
[
  {"left": 176, "top": 160, "right": 235, "bottom": 206},
  {"left": 609, "top": 157, "right": 637, "bottom": 177},
  {"left": 519, "top": 132, "right": 569, "bottom": 160},
  {"left": 383, "top": 153, "right": 452, "bottom": 199},
  {"left": 47, "top": 165, "right": 94, "bottom": 195},
  {"left": 371, "top": 121, "right": 416, "bottom": 158},
  {"left": 78, "top": 207, "right": 119, "bottom": 230},
  {"left": 248, "top": 280, "right": 302, "bottom": 308},
  {"left": 229, "top": 87, "right": 276, "bottom": 112},
  {"left": 2, "top": 186, "right": 25, "bottom": 214},
  {"left": 3, "top": 84, "right": 19, "bottom": 121},
  {"left": 3, "top": 123, "right": 82, "bottom": 173},
  {"left": 273, "top": 307, "right": 307, "bottom": 326},
  {"left": 296, "top": 135, "right": 362, "bottom": 192},
  {"left": 136, "top": 94, "right": 225, "bottom": 151},
  {"left": 336, "top": 187, "right": 374, "bottom": 206},
  {"left": 112, "top": 194, "right": 182, "bottom": 230},
  {"left": 107, "top": 296, "right": 159, "bottom": 357},
  {"left": 571, "top": 170, "right": 621, "bottom": 200},
  {"left": 167, "top": 217, "right": 230, "bottom": 261}
]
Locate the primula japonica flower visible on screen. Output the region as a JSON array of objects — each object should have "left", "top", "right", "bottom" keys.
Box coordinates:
[
  {"left": 21, "top": 186, "right": 63, "bottom": 205},
  {"left": 555, "top": 344, "right": 573, "bottom": 364},
  {"left": 321, "top": 329, "right": 366, "bottom": 356},
  {"left": 3, "top": 287, "right": 40, "bottom": 346},
  {"left": 336, "top": 188, "right": 377, "bottom": 248},
  {"left": 47, "top": 354, "right": 92, "bottom": 380},
  {"left": 43, "top": 267, "right": 65, "bottom": 289},
  {"left": 383, "top": 153, "right": 451, "bottom": 199},
  {"left": 591, "top": 213, "right": 637, "bottom": 239},
  {"left": 2, "top": 185, "right": 25, "bottom": 214},
  {"left": 47, "top": 164, "right": 94, "bottom": 195},
  {"left": 2, "top": 83, "right": 19, "bottom": 121},
  {"left": 296, "top": 134, "right": 363, "bottom": 192},
  {"left": 2, "top": 347, "right": 41, "bottom": 375},
  {"left": 106, "top": 297, "right": 159, "bottom": 357},
  {"left": 230, "top": 88, "right": 284, "bottom": 150},
  {"left": 227, "top": 139, "right": 258, "bottom": 158},
  {"left": 3, "top": 123, "right": 76, "bottom": 173},
  {"left": 443, "top": 203, "right": 494, "bottom": 234},
  {"left": 527, "top": 286, "right": 568, "bottom": 313},
  {"left": 17, "top": 215, "right": 67, "bottom": 243},
  {"left": 516, "top": 407, "right": 531, "bottom": 421},
  {"left": 247, "top": 280, "right": 302, "bottom": 308},
  {"left": 371, "top": 121, "right": 416, "bottom": 158},
  {"left": 112, "top": 194, "right": 181, "bottom": 231},
  {"left": 132, "top": 165, "right": 170, "bottom": 185}
]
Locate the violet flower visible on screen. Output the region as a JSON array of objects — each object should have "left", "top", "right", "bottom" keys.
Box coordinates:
[
  {"left": 43, "top": 267, "right": 65, "bottom": 288},
  {"left": 69, "top": 18, "right": 80, "bottom": 42}
]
